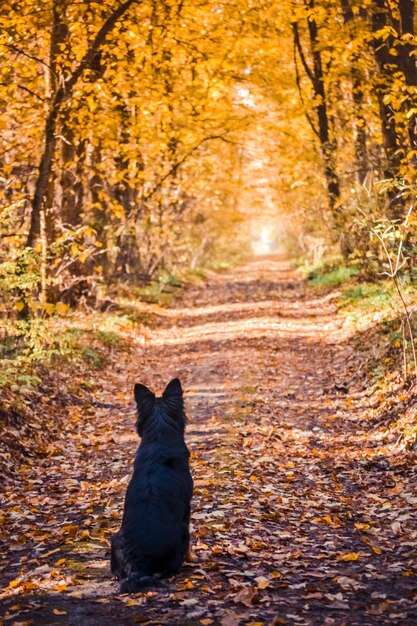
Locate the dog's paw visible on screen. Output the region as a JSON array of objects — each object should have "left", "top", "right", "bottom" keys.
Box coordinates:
[{"left": 185, "top": 547, "right": 199, "bottom": 563}]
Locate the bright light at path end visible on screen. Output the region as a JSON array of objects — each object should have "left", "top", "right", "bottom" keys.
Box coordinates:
[{"left": 252, "top": 223, "right": 278, "bottom": 255}]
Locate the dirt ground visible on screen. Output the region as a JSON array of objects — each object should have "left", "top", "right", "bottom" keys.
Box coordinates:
[{"left": 1, "top": 256, "right": 416, "bottom": 626}]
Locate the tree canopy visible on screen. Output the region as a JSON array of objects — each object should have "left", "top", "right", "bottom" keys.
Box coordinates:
[{"left": 2, "top": 0, "right": 416, "bottom": 312}]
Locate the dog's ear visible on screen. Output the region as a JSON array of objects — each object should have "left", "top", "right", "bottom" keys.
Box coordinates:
[
  {"left": 162, "top": 378, "right": 185, "bottom": 419},
  {"left": 134, "top": 383, "right": 155, "bottom": 414},
  {"left": 162, "top": 378, "right": 183, "bottom": 399}
]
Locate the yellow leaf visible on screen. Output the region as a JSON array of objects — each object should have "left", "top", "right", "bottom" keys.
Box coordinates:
[
  {"left": 16, "top": 301, "right": 25, "bottom": 312},
  {"left": 43, "top": 302, "right": 55, "bottom": 315},
  {"left": 53, "top": 609, "right": 67, "bottom": 615},
  {"left": 337, "top": 552, "right": 359, "bottom": 562},
  {"left": 354, "top": 523, "right": 370, "bottom": 531},
  {"left": 55, "top": 302, "right": 70, "bottom": 316},
  {"left": 371, "top": 546, "right": 382, "bottom": 554}
]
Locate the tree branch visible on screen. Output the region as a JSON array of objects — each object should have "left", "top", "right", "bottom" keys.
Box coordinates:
[
  {"left": 63, "top": 0, "right": 139, "bottom": 96},
  {"left": 142, "top": 135, "right": 238, "bottom": 202},
  {"left": 0, "top": 81, "right": 46, "bottom": 102},
  {"left": 1, "top": 43, "right": 56, "bottom": 75},
  {"left": 291, "top": 21, "right": 315, "bottom": 85},
  {"left": 292, "top": 38, "right": 320, "bottom": 138}
]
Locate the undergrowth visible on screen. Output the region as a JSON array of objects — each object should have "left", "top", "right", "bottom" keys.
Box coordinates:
[
  {"left": 0, "top": 313, "right": 133, "bottom": 391},
  {"left": 305, "top": 256, "right": 417, "bottom": 446}
]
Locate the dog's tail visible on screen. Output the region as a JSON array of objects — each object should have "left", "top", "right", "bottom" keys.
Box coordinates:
[{"left": 120, "top": 574, "right": 166, "bottom": 594}]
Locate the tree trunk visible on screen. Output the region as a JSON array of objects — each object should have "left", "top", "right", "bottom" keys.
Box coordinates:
[
  {"left": 340, "top": 0, "right": 369, "bottom": 185},
  {"left": 27, "top": 107, "right": 59, "bottom": 247},
  {"left": 27, "top": 0, "right": 138, "bottom": 247},
  {"left": 398, "top": 0, "right": 417, "bottom": 153},
  {"left": 305, "top": 1, "right": 341, "bottom": 221},
  {"left": 58, "top": 120, "right": 85, "bottom": 228},
  {"left": 27, "top": 0, "right": 68, "bottom": 247},
  {"left": 371, "top": 0, "right": 402, "bottom": 180}
]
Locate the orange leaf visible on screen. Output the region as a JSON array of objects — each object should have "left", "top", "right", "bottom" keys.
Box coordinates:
[
  {"left": 8, "top": 579, "right": 21, "bottom": 589},
  {"left": 256, "top": 576, "right": 270, "bottom": 589}
]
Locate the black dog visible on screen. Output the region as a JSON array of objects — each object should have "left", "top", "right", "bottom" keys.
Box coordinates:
[{"left": 110, "top": 378, "right": 193, "bottom": 593}]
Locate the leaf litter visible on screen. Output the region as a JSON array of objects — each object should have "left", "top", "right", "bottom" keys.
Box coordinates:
[{"left": 0, "top": 256, "right": 416, "bottom": 625}]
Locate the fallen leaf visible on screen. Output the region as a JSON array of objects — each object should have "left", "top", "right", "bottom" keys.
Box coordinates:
[
  {"left": 337, "top": 552, "right": 360, "bottom": 562},
  {"left": 256, "top": 576, "right": 270, "bottom": 589}
]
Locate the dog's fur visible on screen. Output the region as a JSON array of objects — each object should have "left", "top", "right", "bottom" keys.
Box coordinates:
[{"left": 110, "top": 378, "right": 193, "bottom": 593}]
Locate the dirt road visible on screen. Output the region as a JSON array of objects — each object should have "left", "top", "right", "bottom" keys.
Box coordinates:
[{"left": 1, "top": 256, "right": 416, "bottom": 625}]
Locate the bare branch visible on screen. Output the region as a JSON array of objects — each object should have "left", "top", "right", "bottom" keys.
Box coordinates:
[
  {"left": 0, "top": 81, "right": 46, "bottom": 102},
  {"left": 1, "top": 43, "right": 55, "bottom": 75}
]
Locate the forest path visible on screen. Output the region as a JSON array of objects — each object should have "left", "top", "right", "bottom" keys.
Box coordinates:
[{"left": 1, "top": 255, "right": 416, "bottom": 626}]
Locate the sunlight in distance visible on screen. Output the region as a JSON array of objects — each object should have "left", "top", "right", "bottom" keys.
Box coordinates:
[{"left": 252, "top": 222, "right": 277, "bottom": 255}]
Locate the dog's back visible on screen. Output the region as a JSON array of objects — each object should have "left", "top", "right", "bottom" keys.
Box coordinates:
[{"left": 111, "top": 378, "right": 193, "bottom": 593}]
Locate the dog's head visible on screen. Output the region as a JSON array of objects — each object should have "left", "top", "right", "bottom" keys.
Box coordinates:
[{"left": 134, "top": 378, "right": 186, "bottom": 437}]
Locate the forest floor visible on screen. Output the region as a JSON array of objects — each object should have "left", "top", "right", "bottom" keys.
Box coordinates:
[{"left": 1, "top": 255, "right": 417, "bottom": 626}]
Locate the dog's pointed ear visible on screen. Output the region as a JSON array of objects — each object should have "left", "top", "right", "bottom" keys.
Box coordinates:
[
  {"left": 162, "top": 378, "right": 186, "bottom": 425},
  {"left": 134, "top": 383, "right": 155, "bottom": 413},
  {"left": 162, "top": 378, "right": 183, "bottom": 400}
]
